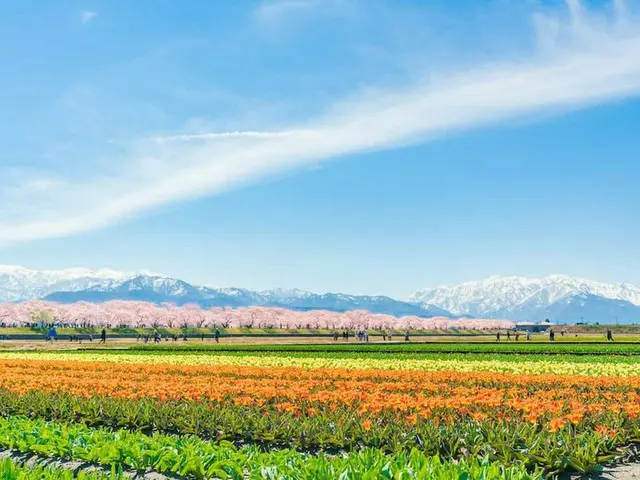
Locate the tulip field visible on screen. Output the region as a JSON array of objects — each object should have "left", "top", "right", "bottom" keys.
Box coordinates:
[{"left": 1, "top": 345, "right": 640, "bottom": 478}]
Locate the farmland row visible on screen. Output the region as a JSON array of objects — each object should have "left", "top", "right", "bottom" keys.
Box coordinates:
[
  {"left": 3, "top": 351, "right": 640, "bottom": 375},
  {"left": 128, "top": 342, "right": 640, "bottom": 355},
  {"left": 0, "top": 456, "right": 115, "bottom": 479},
  {"left": 0, "top": 416, "right": 540, "bottom": 479}
]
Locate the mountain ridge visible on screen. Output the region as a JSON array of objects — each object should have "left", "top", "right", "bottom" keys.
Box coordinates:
[
  {"left": 44, "top": 274, "right": 453, "bottom": 318},
  {"left": 411, "top": 274, "right": 640, "bottom": 323},
  {"left": 3, "top": 265, "right": 640, "bottom": 323}
]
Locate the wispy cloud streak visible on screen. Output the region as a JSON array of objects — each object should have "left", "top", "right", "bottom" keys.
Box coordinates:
[
  {"left": 152, "top": 130, "right": 314, "bottom": 143},
  {"left": 1, "top": 1, "right": 640, "bottom": 245}
]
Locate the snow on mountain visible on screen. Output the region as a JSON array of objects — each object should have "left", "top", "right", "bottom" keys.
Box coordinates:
[
  {"left": 0, "top": 264, "right": 137, "bottom": 302},
  {"left": 411, "top": 275, "right": 640, "bottom": 321},
  {"left": 8, "top": 265, "right": 640, "bottom": 323},
  {"left": 37, "top": 270, "right": 452, "bottom": 318}
]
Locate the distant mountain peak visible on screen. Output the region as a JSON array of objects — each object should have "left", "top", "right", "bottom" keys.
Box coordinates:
[
  {"left": 0, "top": 264, "right": 128, "bottom": 280},
  {"left": 411, "top": 274, "right": 640, "bottom": 323},
  {"left": 0, "top": 265, "right": 164, "bottom": 303}
]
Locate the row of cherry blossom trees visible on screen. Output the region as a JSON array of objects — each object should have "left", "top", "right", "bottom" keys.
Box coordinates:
[{"left": 0, "top": 300, "right": 514, "bottom": 330}]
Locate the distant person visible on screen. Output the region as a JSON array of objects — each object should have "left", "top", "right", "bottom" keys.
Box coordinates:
[
  {"left": 515, "top": 332, "right": 520, "bottom": 342},
  {"left": 549, "top": 329, "right": 555, "bottom": 342},
  {"left": 382, "top": 332, "right": 387, "bottom": 341},
  {"left": 496, "top": 332, "right": 501, "bottom": 342},
  {"left": 215, "top": 329, "right": 220, "bottom": 343},
  {"left": 506, "top": 330, "right": 511, "bottom": 341},
  {"left": 333, "top": 331, "right": 338, "bottom": 341},
  {"left": 404, "top": 331, "right": 410, "bottom": 342},
  {"left": 561, "top": 329, "right": 565, "bottom": 337},
  {"left": 607, "top": 329, "right": 614, "bottom": 342},
  {"left": 201, "top": 332, "right": 205, "bottom": 341},
  {"left": 526, "top": 331, "right": 531, "bottom": 341},
  {"left": 345, "top": 331, "right": 349, "bottom": 342},
  {"left": 100, "top": 329, "right": 106, "bottom": 344}
]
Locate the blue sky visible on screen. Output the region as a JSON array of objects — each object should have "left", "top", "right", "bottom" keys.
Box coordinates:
[{"left": 1, "top": 0, "right": 640, "bottom": 298}]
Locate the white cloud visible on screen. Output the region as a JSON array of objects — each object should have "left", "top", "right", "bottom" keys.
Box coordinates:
[
  {"left": 80, "top": 11, "right": 96, "bottom": 24},
  {"left": 151, "top": 130, "right": 314, "bottom": 143},
  {"left": 2, "top": 1, "right": 640, "bottom": 246}
]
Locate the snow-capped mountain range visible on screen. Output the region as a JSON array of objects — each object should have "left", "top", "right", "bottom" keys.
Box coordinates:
[
  {"left": 411, "top": 275, "right": 640, "bottom": 323},
  {"left": 0, "top": 264, "right": 131, "bottom": 302},
  {"left": 2, "top": 265, "right": 640, "bottom": 323},
  {"left": 0, "top": 265, "right": 450, "bottom": 318}
]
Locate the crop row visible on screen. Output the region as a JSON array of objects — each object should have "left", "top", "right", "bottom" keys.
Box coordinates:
[
  {"left": 4, "top": 352, "right": 640, "bottom": 376},
  {"left": 0, "top": 457, "right": 117, "bottom": 479},
  {"left": 129, "top": 342, "right": 640, "bottom": 355},
  {"left": 0, "top": 387, "right": 630, "bottom": 474},
  {"left": 0, "top": 416, "right": 541, "bottom": 480},
  {"left": 81, "top": 348, "right": 640, "bottom": 364},
  {"left": 2, "top": 358, "right": 640, "bottom": 404}
]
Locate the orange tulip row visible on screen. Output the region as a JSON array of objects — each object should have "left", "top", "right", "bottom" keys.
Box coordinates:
[{"left": 2, "top": 358, "right": 640, "bottom": 426}]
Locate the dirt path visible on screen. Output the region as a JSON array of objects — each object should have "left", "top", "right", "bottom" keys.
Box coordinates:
[
  {"left": 598, "top": 465, "right": 640, "bottom": 480},
  {"left": 564, "top": 464, "right": 640, "bottom": 480}
]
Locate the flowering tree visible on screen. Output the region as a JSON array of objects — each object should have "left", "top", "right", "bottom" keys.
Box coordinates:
[{"left": 0, "top": 301, "right": 516, "bottom": 330}]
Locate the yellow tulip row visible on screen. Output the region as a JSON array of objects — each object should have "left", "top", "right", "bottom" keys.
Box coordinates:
[{"left": 1, "top": 351, "right": 638, "bottom": 377}]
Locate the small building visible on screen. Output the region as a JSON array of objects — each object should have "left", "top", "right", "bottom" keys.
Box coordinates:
[{"left": 516, "top": 320, "right": 555, "bottom": 333}]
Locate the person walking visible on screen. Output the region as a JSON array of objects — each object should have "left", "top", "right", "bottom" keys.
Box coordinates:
[
  {"left": 526, "top": 331, "right": 531, "bottom": 341},
  {"left": 549, "top": 329, "right": 555, "bottom": 342},
  {"left": 215, "top": 328, "right": 220, "bottom": 343},
  {"left": 496, "top": 331, "right": 501, "bottom": 342},
  {"left": 100, "top": 328, "right": 106, "bottom": 344},
  {"left": 506, "top": 330, "right": 511, "bottom": 341}
]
